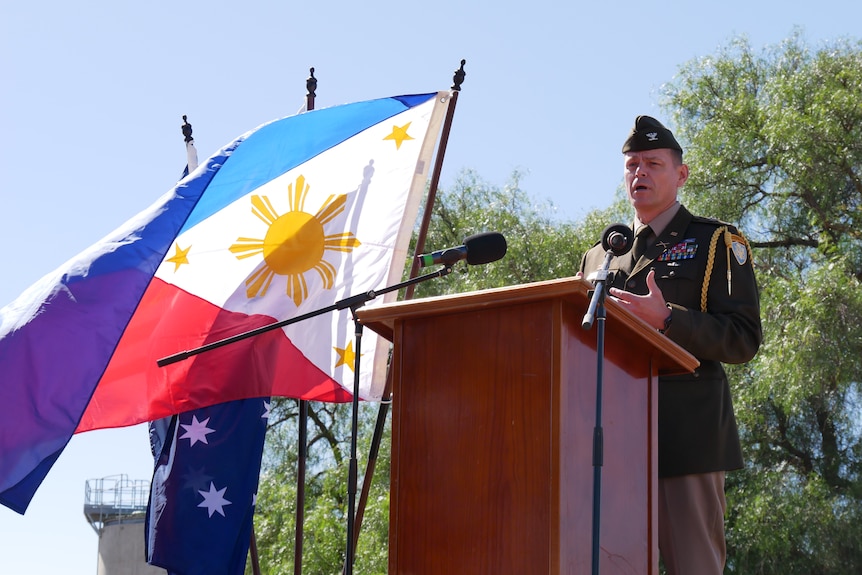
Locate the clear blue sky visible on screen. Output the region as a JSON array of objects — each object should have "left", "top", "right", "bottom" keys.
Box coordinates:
[{"left": 2, "top": 1, "right": 860, "bottom": 572}]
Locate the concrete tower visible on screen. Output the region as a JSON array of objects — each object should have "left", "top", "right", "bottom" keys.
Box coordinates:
[{"left": 84, "top": 475, "right": 165, "bottom": 575}]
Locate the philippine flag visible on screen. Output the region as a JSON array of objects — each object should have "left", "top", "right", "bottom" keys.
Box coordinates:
[{"left": 0, "top": 91, "right": 450, "bottom": 513}]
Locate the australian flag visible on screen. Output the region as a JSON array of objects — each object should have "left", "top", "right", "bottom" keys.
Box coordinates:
[{"left": 146, "top": 397, "right": 270, "bottom": 575}]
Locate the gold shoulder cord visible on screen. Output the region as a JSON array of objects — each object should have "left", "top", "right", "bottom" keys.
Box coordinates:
[{"left": 700, "top": 225, "right": 753, "bottom": 311}]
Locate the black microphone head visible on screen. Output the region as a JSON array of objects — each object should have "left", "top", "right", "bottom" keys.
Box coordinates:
[
  {"left": 601, "top": 223, "right": 634, "bottom": 256},
  {"left": 464, "top": 232, "right": 507, "bottom": 265}
]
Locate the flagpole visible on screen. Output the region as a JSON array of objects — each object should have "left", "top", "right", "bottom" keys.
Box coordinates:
[
  {"left": 181, "top": 115, "right": 198, "bottom": 173},
  {"left": 345, "top": 59, "right": 467, "bottom": 573},
  {"left": 405, "top": 59, "right": 465, "bottom": 298},
  {"left": 176, "top": 117, "right": 264, "bottom": 575},
  {"left": 293, "top": 66, "right": 317, "bottom": 575},
  {"left": 305, "top": 67, "right": 316, "bottom": 111},
  {"left": 249, "top": 523, "right": 262, "bottom": 575}
]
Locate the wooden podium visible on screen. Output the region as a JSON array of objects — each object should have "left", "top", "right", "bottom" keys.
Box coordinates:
[{"left": 357, "top": 277, "right": 697, "bottom": 575}]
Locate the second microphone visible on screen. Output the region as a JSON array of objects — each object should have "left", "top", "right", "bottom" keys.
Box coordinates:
[{"left": 417, "top": 232, "right": 508, "bottom": 267}]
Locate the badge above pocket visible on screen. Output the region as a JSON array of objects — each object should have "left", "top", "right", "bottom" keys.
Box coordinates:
[{"left": 657, "top": 238, "right": 698, "bottom": 262}]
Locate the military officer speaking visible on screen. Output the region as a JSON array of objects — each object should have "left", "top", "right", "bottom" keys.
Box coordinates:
[{"left": 579, "top": 116, "right": 762, "bottom": 574}]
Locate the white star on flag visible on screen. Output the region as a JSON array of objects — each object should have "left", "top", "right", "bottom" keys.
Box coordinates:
[
  {"left": 180, "top": 466, "right": 213, "bottom": 492},
  {"left": 262, "top": 401, "right": 271, "bottom": 420},
  {"left": 179, "top": 415, "right": 216, "bottom": 446},
  {"left": 197, "top": 481, "right": 232, "bottom": 518}
]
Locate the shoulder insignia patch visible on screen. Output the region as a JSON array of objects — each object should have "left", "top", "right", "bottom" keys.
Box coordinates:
[{"left": 731, "top": 234, "right": 748, "bottom": 265}]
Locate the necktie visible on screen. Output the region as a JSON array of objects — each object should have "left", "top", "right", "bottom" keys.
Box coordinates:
[{"left": 631, "top": 224, "right": 652, "bottom": 261}]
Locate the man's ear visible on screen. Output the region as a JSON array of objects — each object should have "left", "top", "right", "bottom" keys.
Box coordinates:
[{"left": 677, "top": 163, "right": 690, "bottom": 188}]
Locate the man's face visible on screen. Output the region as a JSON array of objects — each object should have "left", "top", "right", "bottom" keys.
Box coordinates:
[{"left": 623, "top": 149, "right": 689, "bottom": 223}]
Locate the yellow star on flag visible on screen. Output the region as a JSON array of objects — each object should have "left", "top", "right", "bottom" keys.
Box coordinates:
[
  {"left": 333, "top": 340, "right": 357, "bottom": 371},
  {"left": 383, "top": 122, "right": 414, "bottom": 149},
  {"left": 166, "top": 243, "right": 191, "bottom": 272}
]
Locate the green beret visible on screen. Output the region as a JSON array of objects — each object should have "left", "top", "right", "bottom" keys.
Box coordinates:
[{"left": 621, "top": 115, "right": 683, "bottom": 154}]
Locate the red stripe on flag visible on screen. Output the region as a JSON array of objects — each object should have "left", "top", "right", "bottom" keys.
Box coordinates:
[{"left": 77, "top": 278, "right": 351, "bottom": 432}]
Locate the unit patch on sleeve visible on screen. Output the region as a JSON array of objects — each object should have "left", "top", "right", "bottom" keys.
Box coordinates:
[{"left": 730, "top": 234, "right": 748, "bottom": 265}]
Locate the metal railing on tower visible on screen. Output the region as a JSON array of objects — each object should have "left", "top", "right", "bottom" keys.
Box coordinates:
[{"left": 84, "top": 474, "right": 150, "bottom": 534}]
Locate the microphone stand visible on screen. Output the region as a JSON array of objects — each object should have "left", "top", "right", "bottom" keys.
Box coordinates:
[
  {"left": 581, "top": 223, "right": 631, "bottom": 575},
  {"left": 582, "top": 250, "right": 614, "bottom": 575},
  {"left": 157, "top": 264, "right": 455, "bottom": 575},
  {"left": 581, "top": 249, "right": 614, "bottom": 332}
]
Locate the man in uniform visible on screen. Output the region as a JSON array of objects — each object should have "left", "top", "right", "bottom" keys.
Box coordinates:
[{"left": 579, "top": 116, "right": 762, "bottom": 574}]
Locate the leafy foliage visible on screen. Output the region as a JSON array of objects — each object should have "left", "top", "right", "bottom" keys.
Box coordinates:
[
  {"left": 252, "top": 400, "right": 390, "bottom": 574},
  {"left": 662, "top": 30, "right": 862, "bottom": 573},
  {"left": 409, "top": 168, "right": 628, "bottom": 298}
]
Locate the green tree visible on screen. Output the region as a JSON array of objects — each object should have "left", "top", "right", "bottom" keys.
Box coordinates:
[
  {"left": 410, "top": 168, "right": 627, "bottom": 298},
  {"left": 253, "top": 400, "right": 391, "bottom": 574},
  {"left": 661, "top": 31, "right": 862, "bottom": 574}
]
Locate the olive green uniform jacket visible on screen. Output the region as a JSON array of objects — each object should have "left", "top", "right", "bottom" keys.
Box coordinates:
[{"left": 579, "top": 205, "right": 762, "bottom": 477}]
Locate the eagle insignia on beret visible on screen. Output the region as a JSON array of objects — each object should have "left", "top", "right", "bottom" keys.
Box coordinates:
[{"left": 646, "top": 132, "right": 659, "bottom": 141}]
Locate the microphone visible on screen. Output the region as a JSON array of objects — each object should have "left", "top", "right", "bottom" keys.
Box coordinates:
[
  {"left": 417, "top": 232, "right": 508, "bottom": 267},
  {"left": 582, "top": 223, "right": 633, "bottom": 329},
  {"left": 601, "top": 223, "right": 634, "bottom": 256}
]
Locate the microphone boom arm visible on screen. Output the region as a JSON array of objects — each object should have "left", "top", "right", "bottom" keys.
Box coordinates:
[{"left": 157, "top": 264, "right": 455, "bottom": 367}]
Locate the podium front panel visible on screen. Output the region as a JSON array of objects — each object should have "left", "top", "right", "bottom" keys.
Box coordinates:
[{"left": 384, "top": 294, "right": 659, "bottom": 575}]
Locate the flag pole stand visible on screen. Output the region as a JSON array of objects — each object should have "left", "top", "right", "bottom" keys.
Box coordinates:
[{"left": 293, "top": 66, "right": 318, "bottom": 575}]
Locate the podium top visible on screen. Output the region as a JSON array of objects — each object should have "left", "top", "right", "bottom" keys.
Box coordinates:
[{"left": 357, "top": 276, "right": 699, "bottom": 376}]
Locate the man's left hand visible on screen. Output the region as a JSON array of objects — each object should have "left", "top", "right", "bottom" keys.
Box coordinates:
[{"left": 608, "top": 270, "right": 671, "bottom": 331}]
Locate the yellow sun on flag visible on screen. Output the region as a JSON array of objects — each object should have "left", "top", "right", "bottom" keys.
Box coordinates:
[{"left": 229, "top": 175, "right": 361, "bottom": 306}]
